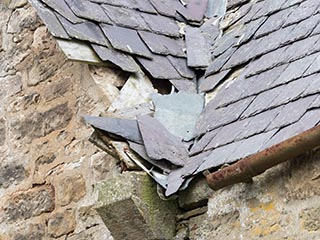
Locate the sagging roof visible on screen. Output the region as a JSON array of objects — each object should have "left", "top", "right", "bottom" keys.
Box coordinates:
[{"left": 29, "top": 0, "right": 320, "bottom": 196}]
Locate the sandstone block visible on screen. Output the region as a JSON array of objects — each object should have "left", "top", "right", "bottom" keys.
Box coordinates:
[
  {"left": 48, "top": 209, "right": 76, "bottom": 238},
  {"left": 2, "top": 185, "right": 54, "bottom": 222},
  {"left": 96, "top": 172, "right": 180, "bottom": 240},
  {"left": 55, "top": 173, "right": 86, "bottom": 206},
  {"left": 12, "top": 223, "right": 45, "bottom": 240}
]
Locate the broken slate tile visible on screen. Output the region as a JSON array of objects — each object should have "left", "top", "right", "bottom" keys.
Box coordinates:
[
  {"left": 138, "top": 31, "right": 186, "bottom": 57},
  {"left": 177, "top": 0, "right": 208, "bottom": 22},
  {"left": 185, "top": 27, "right": 210, "bottom": 68},
  {"left": 64, "top": 0, "right": 112, "bottom": 23},
  {"left": 189, "top": 128, "right": 221, "bottom": 156},
  {"left": 57, "top": 15, "right": 108, "bottom": 46},
  {"left": 41, "top": 0, "right": 84, "bottom": 23},
  {"left": 137, "top": 115, "right": 188, "bottom": 166},
  {"left": 100, "top": 24, "right": 152, "bottom": 58},
  {"left": 91, "top": 44, "right": 140, "bottom": 73},
  {"left": 149, "top": 0, "right": 180, "bottom": 17},
  {"left": 152, "top": 92, "right": 204, "bottom": 141},
  {"left": 83, "top": 115, "right": 143, "bottom": 144},
  {"left": 169, "top": 79, "right": 197, "bottom": 93},
  {"left": 167, "top": 56, "right": 195, "bottom": 79},
  {"left": 102, "top": 5, "right": 149, "bottom": 30},
  {"left": 199, "top": 69, "right": 230, "bottom": 93},
  {"left": 128, "top": 141, "right": 173, "bottom": 172},
  {"left": 141, "top": 13, "right": 180, "bottom": 37},
  {"left": 136, "top": 54, "right": 181, "bottom": 79},
  {"left": 28, "top": 0, "right": 70, "bottom": 39}
]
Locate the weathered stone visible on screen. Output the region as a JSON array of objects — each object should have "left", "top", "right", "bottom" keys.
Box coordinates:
[
  {"left": 43, "top": 77, "right": 72, "bottom": 102},
  {"left": 8, "top": 92, "right": 40, "bottom": 113},
  {"left": 96, "top": 172, "right": 180, "bottom": 240},
  {"left": 12, "top": 223, "right": 45, "bottom": 240},
  {"left": 6, "top": 7, "right": 39, "bottom": 33},
  {"left": 48, "top": 209, "right": 76, "bottom": 238},
  {"left": 90, "top": 151, "right": 120, "bottom": 181},
  {"left": 0, "top": 73, "right": 23, "bottom": 98},
  {"left": 67, "top": 225, "right": 112, "bottom": 240},
  {"left": 3, "top": 185, "right": 54, "bottom": 222},
  {"left": 10, "top": 103, "right": 73, "bottom": 141},
  {"left": 0, "top": 118, "right": 5, "bottom": 146},
  {"left": 0, "top": 163, "right": 26, "bottom": 188},
  {"left": 300, "top": 207, "right": 320, "bottom": 232},
  {"left": 55, "top": 173, "right": 86, "bottom": 206},
  {"left": 179, "top": 176, "right": 213, "bottom": 210}
]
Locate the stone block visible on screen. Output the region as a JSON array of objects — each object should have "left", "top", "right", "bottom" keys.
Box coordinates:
[
  {"left": 0, "top": 163, "right": 26, "bottom": 188},
  {"left": 55, "top": 173, "right": 86, "bottom": 206},
  {"left": 96, "top": 172, "right": 180, "bottom": 240},
  {"left": 300, "top": 206, "right": 320, "bottom": 232},
  {"left": 0, "top": 118, "right": 6, "bottom": 146},
  {"left": 12, "top": 223, "right": 45, "bottom": 240},
  {"left": 179, "top": 176, "right": 213, "bottom": 210},
  {"left": 48, "top": 209, "right": 76, "bottom": 238},
  {"left": 2, "top": 185, "right": 54, "bottom": 222}
]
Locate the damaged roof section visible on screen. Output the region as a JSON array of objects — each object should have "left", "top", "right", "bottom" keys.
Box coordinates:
[
  {"left": 28, "top": 0, "right": 222, "bottom": 80},
  {"left": 30, "top": 0, "right": 320, "bottom": 196}
]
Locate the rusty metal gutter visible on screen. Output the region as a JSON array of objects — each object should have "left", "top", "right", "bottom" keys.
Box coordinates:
[{"left": 206, "top": 124, "right": 320, "bottom": 190}]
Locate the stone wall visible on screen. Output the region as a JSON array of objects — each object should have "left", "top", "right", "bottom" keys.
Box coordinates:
[
  {"left": 0, "top": 1, "right": 119, "bottom": 239},
  {"left": 1, "top": 1, "right": 320, "bottom": 240}
]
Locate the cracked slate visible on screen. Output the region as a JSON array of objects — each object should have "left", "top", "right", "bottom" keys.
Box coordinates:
[
  {"left": 137, "top": 115, "right": 188, "bottom": 167},
  {"left": 152, "top": 92, "right": 204, "bottom": 141},
  {"left": 83, "top": 115, "right": 143, "bottom": 144}
]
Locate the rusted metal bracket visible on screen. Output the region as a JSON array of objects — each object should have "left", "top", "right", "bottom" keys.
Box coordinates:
[{"left": 206, "top": 125, "right": 320, "bottom": 190}]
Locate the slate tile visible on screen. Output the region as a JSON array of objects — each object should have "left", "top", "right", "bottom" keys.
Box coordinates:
[
  {"left": 138, "top": 31, "right": 186, "bottom": 57},
  {"left": 227, "top": 0, "right": 249, "bottom": 10},
  {"left": 267, "top": 95, "right": 317, "bottom": 130},
  {"left": 241, "top": 86, "right": 285, "bottom": 118},
  {"left": 200, "top": 18, "right": 221, "bottom": 46},
  {"left": 266, "top": 108, "right": 320, "bottom": 147},
  {"left": 83, "top": 115, "right": 143, "bottom": 144},
  {"left": 128, "top": 141, "right": 173, "bottom": 172},
  {"left": 212, "top": 28, "right": 241, "bottom": 57},
  {"left": 205, "top": 47, "right": 237, "bottom": 76},
  {"left": 241, "top": 0, "right": 265, "bottom": 23},
  {"left": 240, "top": 64, "right": 289, "bottom": 99},
  {"left": 189, "top": 127, "right": 221, "bottom": 156},
  {"left": 308, "top": 95, "right": 320, "bottom": 109},
  {"left": 182, "top": 151, "right": 212, "bottom": 177},
  {"left": 273, "top": 54, "right": 317, "bottom": 86},
  {"left": 167, "top": 56, "right": 195, "bottom": 79},
  {"left": 196, "top": 96, "right": 255, "bottom": 135},
  {"left": 169, "top": 79, "right": 197, "bottom": 93},
  {"left": 137, "top": 115, "right": 188, "bottom": 166},
  {"left": 254, "top": 6, "right": 295, "bottom": 38},
  {"left": 303, "top": 52, "right": 320, "bottom": 76},
  {"left": 195, "top": 140, "right": 243, "bottom": 174},
  {"left": 57, "top": 15, "right": 108, "bottom": 46},
  {"left": 302, "top": 73, "right": 320, "bottom": 96},
  {"left": 236, "top": 107, "right": 281, "bottom": 140},
  {"left": 199, "top": 69, "right": 230, "bottom": 93},
  {"left": 281, "top": 0, "right": 304, "bottom": 8},
  {"left": 239, "top": 16, "right": 267, "bottom": 44},
  {"left": 244, "top": 46, "right": 290, "bottom": 78},
  {"left": 90, "top": 0, "right": 157, "bottom": 13},
  {"left": 283, "top": 1, "right": 319, "bottom": 27},
  {"left": 28, "top": 0, "right": 70, "bottom": 39},
  {"left": 177, "top": 0, "right": 208, "bottom": 22},
  {"left": 149, "top": 0, "right": 180, "bottom": 17},
  {"left": 185, "top": 27, "right": 210, "bottom": 68},
  {"left": 206, "top": 0, "right": 227, "bottom": 18},
  {"left": 64, "top": 0, "right": 112, "bottom": 23},
  {"left": 102, "top": 5, "right": 149, "bottom": 30},
  {"left": 41, "top": 0, "right": 84, "bottom": 23},
  {"left": 253, "top": 0, "right": 287, "bottom": 20},
  {"left": 227, "top": 2, "right": 252, "bottom": 26},
  {"left": 152, "top": 92, "right": 204, "bottom": 141},
  {"left": 91, "top": 44, "right": 140, "bottom": 72},
  {"left": 136, "top": 54, "right": 181, "bottom": 79},
  {"left": 141, "top": 13, "right": 180, "bottom": 37},
  {"left": 100, "top": 24, "right": 152, "bottom": 58},
  {"left": 166, "top": 169, "right": 186, "bottom": 196},
  {"left": 231, "top": 129, "right": 277, "bottom": 161},
  {"left": 204, "top": 120, "right": 248, "bottom": 150}
]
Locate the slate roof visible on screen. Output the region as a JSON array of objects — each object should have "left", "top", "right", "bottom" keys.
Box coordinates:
[{"left": 30, "top": 0, "right": 320, "bottom": 196}]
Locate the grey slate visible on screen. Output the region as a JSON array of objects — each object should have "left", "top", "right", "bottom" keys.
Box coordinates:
[
  {"left": 64, "top": 0, "right": 112, "bottom": 23},
  {"left": 169, "top": 79, "right": 197, "bottom": 93},
  {"left": 83, "top": 115, "right": 143, "bottom": 144},
  {"left": 177, "top": 0, "right": 208, "bottom": 22},
  {"left": 100, "top": 24, "right": 152, "bottom": 58},
  {"left": 91, "top": 44, "right": 140, "bottom": 73},
  {"left": 90, "top": 0, "right": 157, "bottom": 13},
  {"left": 152, "top": 92, "right": 204, "bottom": 141},
  {"left": 141, "top": 13, "right": 180, "bottom": 37},
  {"left": 137, "top": 54, "right": 182, "bottom": 80},
  {"left": 28, "top": 0, "right": 70, "bottom": 39},
  {"left": 102, "top": 4, "right": 150, "bottom": 30},
  {"left": 137, "top": 115, "right": 188, "bottom": 166},
  {"left": 189, "top": 128, "right": 221, "bottom": 156},
  {"left": 149, "top": 0, "right": 180, "bottom": 17},
  {"left": 57, "top": 15, "right": 108, "bottom": 46},
  {"left": 41, "top": 0, "right": 84, "bottom": 23},
  {"left": 138, "top": 31, "right": 186, "bottom": 57},
  {"left": 167, "top": 56, "right": 195, "bottom": 79},
  {"left": 199, "top": 69, "right": 230, "bottom": 93},
  {"left": 185, "top": 27, "right": 210, "bottom": 68}
]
